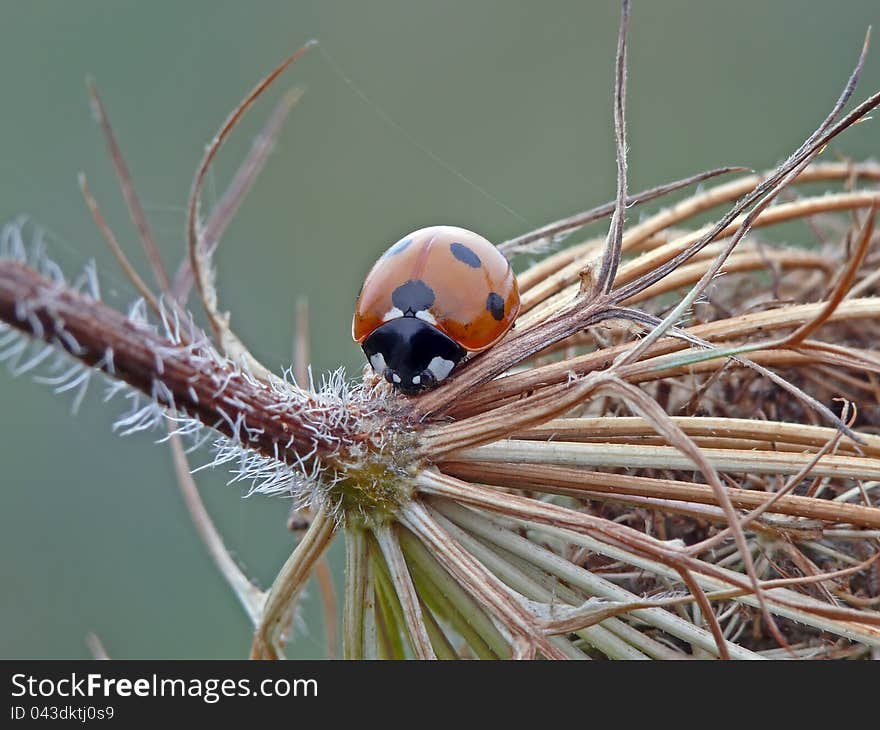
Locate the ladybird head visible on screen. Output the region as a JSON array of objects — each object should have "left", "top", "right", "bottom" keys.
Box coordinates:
[{"left": 361, "top": 317, "right": 466, "bottom": 394}]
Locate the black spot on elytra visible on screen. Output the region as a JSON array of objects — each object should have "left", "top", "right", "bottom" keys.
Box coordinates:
[
  {"left": 383, "top": 237, "right": 412, "bottom": 258},
  {"left": 393, "top": 279, "right": 435, "bottom": 316},
  {"left": 450, "top": 242, "right": 481, "bottom": 268},
  {"left": 487, "top": 292, "right": 505, "bottom": 321}
]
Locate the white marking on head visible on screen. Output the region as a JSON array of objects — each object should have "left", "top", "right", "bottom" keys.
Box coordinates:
[
  {"left": 392, "top": 373, "right": 401, "bottom": 384},
  {"left": 411, "top": 375, "right": 421, "bottom": 385},
  {"left": 415, "top": 309, "right": 437, "bottom": 325},
  {"left": 369, "top": 353, "right": 388, "bottom": 374},
  {"left": 383, "top": 307, "right": 404, "bottom": 321},
  {"left": 427, "top": 356, "right": 455, "bottom": 383}
]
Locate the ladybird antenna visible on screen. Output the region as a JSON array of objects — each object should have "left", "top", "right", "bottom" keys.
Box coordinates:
[{"left": 317, "top": 44, "right": 531, "bottom": 228}]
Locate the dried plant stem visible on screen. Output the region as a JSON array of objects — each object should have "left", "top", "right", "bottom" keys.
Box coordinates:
[
  {"left": 622, "top": 249, "right": 835, "bottom": 306},
  {"left": 430, "top": 509, "right": 633, "bottom": 659},
  {"left": 523, "top": 203, "right": 871, "bottom": 331},
  {"left": 529, "top": 518, "right": 880, "bottom": 647},
  {"left": 419, "top": 471, "right": 880, "bottom": 629},
  {"left": 250, "top": 507, "right": 336, "bottom": 659},
  {"left": 415, "top": 596, "right": 460, "bottom": 660},
  {"left": 0, "top": 261, "right": 351, "bottom": 465},
  {"left": 453, "top": 297, "right": 880, "bottom": 416},
  {"left": 593, "top": 0, "right": 630, "bottom": 295},
  {"left": 293, "top": 297, "right": 310, "bottom": 388},
  {"left": 173, "top": 90, "right": 304, "bottom": 301},
  {"left": 498, "top": 166, "right": 747, "bottom": 256},
  {"left": 312, "top": 559, "right": 339, "bottom": 659},
  {"left": 441, "top": 461, "right": 880, "bottom": 530},
  {"left": 784, "top": 206, "right": 877, "bottom": 345},
  {"left": 515, "top": 416, "right": 880, "bottom": 456},
  {"left": 520, "top": 181, "right": 880, "bottom": 314},
  {"left": 77, "top": 174, "right": 161, "bottom": 315},
  {"left": 286, "top": 293, "right": 339, "bottom": 658},
  {"left": 489, "top": 540, "right": 684, "bottom": 659},
  {"left": 373, "top": 524, "right": 436, "bottom": 659},
  {"left": 590, "top": 375, "right": 777, "bottom": 651},
  {"left": 452, "top": 440, "right": 880, "bottom": 483},
  {"left": 400, "top": 501, "right": 570, "bottom": 659},
  {"left": 86, "top": 79, "right": 172, "bottom": 296},
  {"left": 434, "top": 499, "right": 761, "bottom": 659},
  {"left": 515, "top": 160, "right": 880, "bottom": 292},
  {"left": 186, "top": 43, "right": 315, "bottom": 373}
]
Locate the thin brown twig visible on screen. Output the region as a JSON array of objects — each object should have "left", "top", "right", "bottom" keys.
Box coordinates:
[
  {"left": 498, "top": 166, "right": 748, "bottom": 256},
  {"left": 172, "top": 88, "right": 305, "bottom": 302},
  {"left": 186, "top": 41, "right": 316, "bottom": 343},
  {"left": 168, "top": 433, "right": 265, "bottom": 625},
  {"left": 86, "top": 78, "right": 173, "bottom": 296},
  {"left": 783, "top": 205, "right": 877, "bottom": 346},
  {"left": 77, "top": 173, "right": 161, "bottom": 315},
  {"left": 593, "top": 0, "right": 630, "bottom": 296}
]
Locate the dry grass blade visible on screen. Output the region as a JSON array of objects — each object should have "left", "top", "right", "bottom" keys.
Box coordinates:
[
  {"left": 186, "top": 42, "right": 315, "bottom": 370},
  {"left": 84, "top": 633, "right": 110, "bottom": 660},
  {"left": 373, "top": 524, "right": 436, "bottom": 659},
  {"left": 440, "top": 461, "right": 880, "bottom": 529},
  {"left": 516, "top": 161, "right": 880, "bottom": 295},
  {"left": 498, "top": 166, "right": 747, "bottom": 257},
  {"left": 399, "top": 500, "right": 570, "bottom": 660},
  {"left": 593, "top": 0, "right": 630, "bottom": 296},
  {"left": 86, "top": 78, "right": 173, "bottom": 297},
  {"left": 77, "top": 173, "right": 161, "bottom": 316},
  {"left": 250, "top": 508, "right": 336, "bottom": 659},
  {"left": 173, "top": 89, "right": 305, "bottom": 302},
  {"left": 783, "top": 205, "right": 877, "bottom": 346},
  {"left": 169, "top": 433, "right": 266, "bottom": 626}
]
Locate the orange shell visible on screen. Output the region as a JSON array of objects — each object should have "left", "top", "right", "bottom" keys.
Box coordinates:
[{"left": 352, "top": 226, "right": 519, "bottom": 352}]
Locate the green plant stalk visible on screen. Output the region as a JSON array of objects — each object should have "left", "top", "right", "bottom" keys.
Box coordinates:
[
  {"left": 417, "top": 595, "right": 460, "bottom": 660},
  {"left": 399, "top": 527, "right": 508, "bottom": 659},
  {"left": 406, "top": 551, "right": 498, "bottom": 660},
  {"left": 371, "top": 548, "right": 408, "bottom": 660},
  {"left": 343, "top": 528, "right": 369, "bottom": 659},
  {"left": 374, "top": 525, "right": 436, "bottom": 659}
]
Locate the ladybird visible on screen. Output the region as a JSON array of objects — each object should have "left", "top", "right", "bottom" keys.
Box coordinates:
[{"left": 352, "top": 225, "right": 520, "bottom": 394}]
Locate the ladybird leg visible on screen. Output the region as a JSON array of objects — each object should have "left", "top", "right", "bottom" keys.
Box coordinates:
[{"left": 415, "top": 369, "right": 436, "bottom": 390}]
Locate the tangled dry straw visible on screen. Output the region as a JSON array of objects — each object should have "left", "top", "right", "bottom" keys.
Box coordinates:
[{"left": 2, "top": 2, "right": 880, "bottom": 659}]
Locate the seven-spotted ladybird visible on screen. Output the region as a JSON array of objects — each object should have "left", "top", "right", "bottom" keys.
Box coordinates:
[{"left": 352, "top": 225, "right": 520, "bottom": 394}]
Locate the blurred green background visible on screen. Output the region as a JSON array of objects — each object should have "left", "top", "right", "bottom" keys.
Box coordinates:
[{"left": 1, "top": 1, "right": 877, "bottom": 658}]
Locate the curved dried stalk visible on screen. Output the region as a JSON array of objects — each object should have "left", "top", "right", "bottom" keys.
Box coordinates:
[
  {"left": 251, "top": 508, "right": 336, "bottom": 659},
  {"left": 186, "top": 43, "right": 315, "bottom": 377}
]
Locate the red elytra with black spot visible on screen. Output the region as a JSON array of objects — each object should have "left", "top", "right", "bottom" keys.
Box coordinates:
[{"left": 352, "top": 225, "right": 520, "bottom": 352}]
